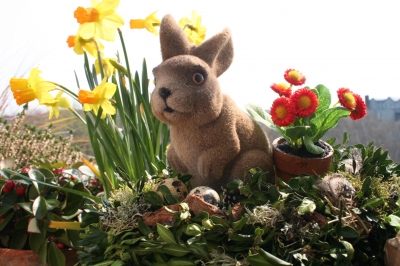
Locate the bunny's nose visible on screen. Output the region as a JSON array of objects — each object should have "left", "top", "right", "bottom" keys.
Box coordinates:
[{"left": 159, "top": 87, "right": 171, "bottom": 100}]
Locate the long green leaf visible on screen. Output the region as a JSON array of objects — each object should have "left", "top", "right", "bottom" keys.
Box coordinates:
[
  {"left": 304, "top": 135, "right": 324, "bottom": 154},
  {"left": 4, "top": 169, "right": 101, "bottom": 203},
  {"left": 157, "top": 223, "right": 177, "bottom": 244},
  {"left": 161, "top": 243, "right": 189, "bottom": 257},
  {"left": 310, "top": 106, "right": 350, "bottom": 141},
  {"left": 259, "top": 248, "right": 293, "bottom": 265}
]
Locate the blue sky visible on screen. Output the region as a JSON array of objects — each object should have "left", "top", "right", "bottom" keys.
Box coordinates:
[{"left": 1, "top": 0, "right": 400, "bottom": 116}]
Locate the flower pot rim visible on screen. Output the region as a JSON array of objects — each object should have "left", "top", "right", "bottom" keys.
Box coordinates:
[{"left": 272, "top": 137, "right": 334, "bottom": 160}]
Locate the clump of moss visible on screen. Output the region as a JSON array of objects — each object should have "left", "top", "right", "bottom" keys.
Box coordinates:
[
  {"left": 100, "top": 185, "right": 150, "bottom": 233},
  {"left": 342, "top": 171, "right": 399, "bottom": 211},
  {"left": 245, "top": 204, "right": 283, "bottom": 227}
]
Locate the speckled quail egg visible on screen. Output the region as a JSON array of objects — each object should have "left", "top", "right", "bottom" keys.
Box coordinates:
[
  {"left": 154, "top": 178, "right": 188, "bottom": 201},
  {"left": 189, "top": 186, "right": 220, "bottom": 206}
]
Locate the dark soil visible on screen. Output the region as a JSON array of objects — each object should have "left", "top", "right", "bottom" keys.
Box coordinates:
[{"left": 277, "top": 140, "right": 332, "bottom": 158}]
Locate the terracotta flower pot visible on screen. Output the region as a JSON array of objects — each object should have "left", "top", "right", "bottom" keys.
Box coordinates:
[
  {"left": 272, "top": 137, "right": 333, "bottom": 183},
  {"left": 0, "top": 248, "right": 79, "bottom": 266}
]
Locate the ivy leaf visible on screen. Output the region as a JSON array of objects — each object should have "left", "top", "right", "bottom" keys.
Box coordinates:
[
  {"left": 28, "top": 169, "right": 49, "bottom": 193},
  {"left": 298, "top": 197, "right": 316, "bottom": 215},
  {"left": 362, "top": 197, "right": 384, "bottom": 210},
  {"left": 162, "top": 243, "right": 189, "bottom": 257},
  {"left": 0, "top": 205, "right": 13, "bottom": 216},
  {"left": 0, "top": 212, "right": 13, "bottom": 231},
  {"left": 48, "top": 241, "right": 66, "bottom": 266},
  {"left": 32, "top": 196, "right": 47, "bottom": 220},
  {"left": 138, "top": 219, "right": 152, "bottom": 236},
  {"left": 246, "top": 252, "right": 272, "bottom": 266},
  {"left": 232, "top": 216, "right": 249, "bottom": 230},
  {"left": 361, "top": 176, "right": 372, "bottom": 197},
  {"left": 169, "top": 258, "right": 196, "bottom": 266},
  {"left": 340, "top": 240, "right": 355, "bottom": 261},
  {"left": 29, "top": 221, "right": 46, "bottom": 252},
  {"left": 341, "top": 226, "right": 360, "bottom": 238},
  {"left": 185, "top": 223, "right": 202, "bottom": 236},
  {"left": 387, "top": 214, "right": 400, "bottom": 227},
  {"left": 259, "top": 248, "right": 293, "bottom": 265},
  {"left": 157, "top": 223, "right": 177, "bottom": 244}
]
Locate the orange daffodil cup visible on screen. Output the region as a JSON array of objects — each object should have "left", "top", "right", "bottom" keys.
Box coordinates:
[
  {"left": 246, "top": 69, "right": 367, "bottom": 154},
  {"left": 9, "top": 68, "right": 71, "bottom": 119},
  {"left": 78, "top": 78, "right": 116, "bottom": 119}
]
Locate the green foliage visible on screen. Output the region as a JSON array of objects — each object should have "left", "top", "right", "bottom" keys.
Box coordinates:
[
  {"left": 79, "top": 31, "right": 170, "bottom": 198},
  {"left": 327, "top": 132, "right": 400, "bottom": 178},
  {"left": 76, "top": 167, "right": 400, "bottom": 265},
  {"left": 0, "top": 166, "right": 96, "bottom": 265}
]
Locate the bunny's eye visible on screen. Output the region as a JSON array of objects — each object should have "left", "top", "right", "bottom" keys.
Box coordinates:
[{"left": 192, "top": 73, "right": 205, "bottom": 85}]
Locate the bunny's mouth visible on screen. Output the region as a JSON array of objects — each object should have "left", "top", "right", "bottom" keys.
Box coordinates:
[
  {"left": 164, "top": 106, "right": 174, "bottom": 113},
  {"left": 163, "top": 100, "right": 174, "bottom": 113}
]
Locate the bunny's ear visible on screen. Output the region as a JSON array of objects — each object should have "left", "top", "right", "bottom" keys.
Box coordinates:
[
  {"left": 191, "top": 28, "right": 234, "bottom": 77},
  {"left": 160, "top": 14, "right": 192, "bottom": 61}
]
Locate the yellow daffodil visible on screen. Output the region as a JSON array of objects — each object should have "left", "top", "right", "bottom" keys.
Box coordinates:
[
  {"left": 42, "top": 90, "right": 71, "bottom": 119},
  {"left": 78, "top": 78, "right": 116, "bottom": 119},
  {"left": 95, "top": 58, "right": 115, "bottom": 78},
  {"left": 9, "top": 68, "right": 56, "bottom": 105},
  {"left": 66, "top": 35, "right": 104, "bottom": 58},
  {"left": 130, "top": 11, "right": 161, "bottom": 36},
  {"left": 178, "top": 10, "right": 206, "bottom": 45},
  {"left": 74, "top": 0, "right": 124, "bottom": 41}
]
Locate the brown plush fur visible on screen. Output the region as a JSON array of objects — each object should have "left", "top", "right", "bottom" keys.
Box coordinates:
[{"left": 150, "top": 15, "right": 274, "bottom": 190}]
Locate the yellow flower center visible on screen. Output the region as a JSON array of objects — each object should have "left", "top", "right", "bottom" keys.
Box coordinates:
[
  {"left": 78, "top": 90, "right": 99, "bottom": 104},
  {"left": 277, "top": 83, "right": 289, "bottom": 90},
  {"left": 74, "top": 7, "right": 100, "bottom": 24},
  {"left": 288, "top": 70, "right": 302, "bottom": 81},
  {"left": 344, "top": 92, "right": 356, "bottom": 109},
  {"left": 299, "top": 96, "right": 311, "bottom": 109},
  {"left": 276, "top": 106, "right": 287, "bottom": 119}
]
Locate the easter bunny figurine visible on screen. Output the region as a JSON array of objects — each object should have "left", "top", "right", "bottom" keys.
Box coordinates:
[{"left": 151, "top": 15, "right": 274, "bottom": 190}]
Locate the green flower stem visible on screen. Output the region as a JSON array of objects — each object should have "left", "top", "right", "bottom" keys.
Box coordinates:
[
  {"left": 96, "top": 49, "right": 105, "bottom": 80},
  {"left": 48, "top": 82, "right": 86, "bottom": 124},
  {"left": 50, "top": 82, "right": 78, "bottom": 101},
  {"left": 68, "top": 108, "right": 86, "bottom": 125},
  {"left": 332, "top": 100, "right": 340, "bottom": 108}
]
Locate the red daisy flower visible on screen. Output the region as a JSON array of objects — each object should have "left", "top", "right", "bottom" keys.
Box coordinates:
[
  {"left": 291, "top": 88, "right": 318, "bottom": 118},
  {"left": 284, "top": 69, "right": 306, "bottom": 86},
  {"left": 270, "top": 83, "right": 292, "bottom": 97},
  {"left": 270, "top": 97, "right": 296, "bottom": 126},
  {"left": 337, "top": 88, "right": 356, "bottom": 110},
  {"left": 349, "top": 93, "right": 367, "bottom": 120}
]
